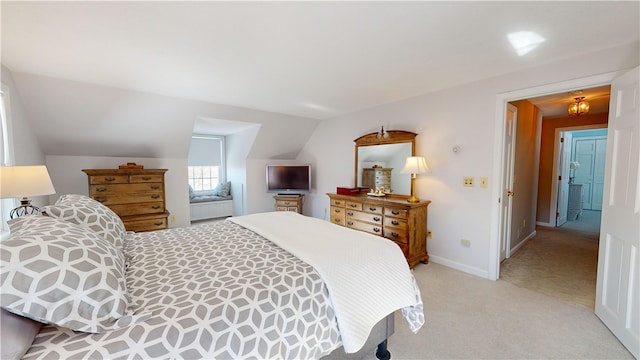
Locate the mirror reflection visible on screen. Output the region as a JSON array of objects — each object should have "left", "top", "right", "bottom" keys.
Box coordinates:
[{"left": 357, "top": 143, "right": 412, "bottom": 194}]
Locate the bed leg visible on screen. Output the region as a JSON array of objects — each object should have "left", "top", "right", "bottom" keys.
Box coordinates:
[{"left": 375, "top": 339, "right": 391, "bottom": 360}]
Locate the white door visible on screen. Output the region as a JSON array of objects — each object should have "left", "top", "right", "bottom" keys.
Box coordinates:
[
  {"left": 500, "top": 104, "right": 517, "bottom": 262},
  {"left": 573, "top": 136, "right": 607, "bottom": 210},
  {"left": 556, "top": 132, "right": 572, "bottom": 226},
  {"left": 595, "top": 66, "right": 639, "bottom": 358}
]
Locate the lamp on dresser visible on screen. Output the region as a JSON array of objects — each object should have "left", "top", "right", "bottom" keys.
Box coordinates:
[
  {"left": 400, "top": 156, "right": 429, "bottom": 203},
  {"left": 0, "top": 165, "right": 56, "bottom": 218}
]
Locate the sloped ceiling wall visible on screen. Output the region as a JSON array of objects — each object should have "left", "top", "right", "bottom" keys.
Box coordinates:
[{"left": 10, "top": 72, "right": 320, "bottom": 160}]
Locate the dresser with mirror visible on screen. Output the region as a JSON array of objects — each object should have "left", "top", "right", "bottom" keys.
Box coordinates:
[{"left": 327, "top": 130, "right": 430, "bottom": 268}]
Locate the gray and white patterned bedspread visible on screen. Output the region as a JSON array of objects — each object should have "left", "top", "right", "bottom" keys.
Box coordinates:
[{"left": 23, "top": 221, "right": 341, "bottom": 360}]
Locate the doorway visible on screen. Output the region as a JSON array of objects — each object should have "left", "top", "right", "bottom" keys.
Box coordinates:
[{"left": 489, "top": 72, "right": 616, "bottom": 281}]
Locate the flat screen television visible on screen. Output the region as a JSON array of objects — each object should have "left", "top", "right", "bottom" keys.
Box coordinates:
[{"left": 266, "top": 164, "right": 311, "bottom": 194}]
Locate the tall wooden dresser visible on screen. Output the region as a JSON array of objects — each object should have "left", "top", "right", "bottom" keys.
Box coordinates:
[
  {"left": 82, "top": 169, "right": 169, "bottom": 232},
  {"left": 327, "top": 193, "right": 430, "bottom": 268},
  {"left": 362, "top": 167, "right": 393, "bottom": 192}
]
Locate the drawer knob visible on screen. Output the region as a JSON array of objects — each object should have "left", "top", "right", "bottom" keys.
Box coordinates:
[
  {"left": 349, "top": 204, "right": 357, "bottom": 208},
  {"left": 334, "top": 217, "right": 341, "bottom": 222},
  {"left": 347, "top": 221, "right": 354, "bottom": 226},
  {"left": 150, "top": 185, "right": 160, "bottom": 189},
  {"left": 334, "top": 201, "right": 340, "bottom": 205},
  {"left": 392, "top": 220, "right": 399, "bottom": 225},
  {"left": 104, "top": 177, "right": 115, "bottom": 182},
  {"left": 373, "top": 227, "right": 381, "bottom": 233},
  {"left": 334, "top": 209, "right": 341, "bottom": 213},
  {"left": 390, "top": 232, "right": 399, "bottom": 238},
  {"left": 347, "top": 211, "right": 354, "bottom": 216},
  {"left": 95, "top": 197, "right": 107, "bottom": 203},
  {"left": 373, "top": 216, "right": 380, "bottom": 222},
  {"left": 392, "top": 210, "right": 400, "bottom": 215},
  {"left": 142, "top": 176, "right": 152, "bottom": 180},
  {"left": 369, "top": 207, "right": 377, "bottom": 211},
  {"left": 154, "top": 221, "right": 163, "bottom": 226},
  {"left": 96, "top": 187, "right": 107, "bottom": 192},
  {"left": 152, "top": 205, "right": 161, "bottom": 209},
  {"left": 151, "top": 194, "right": 160, "bottom": 199}
]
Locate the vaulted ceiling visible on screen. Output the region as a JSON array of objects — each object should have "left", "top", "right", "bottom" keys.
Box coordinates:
[{"left": 3, "top": 1, "right": 638, "bottom": 120}]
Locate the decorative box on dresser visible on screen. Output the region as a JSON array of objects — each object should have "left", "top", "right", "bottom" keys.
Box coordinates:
[
  {"left": 327, "top": 193, "right": 430, "bottom": 269},
  {"left": 82, "top": 169, "right": 169, "bottom": 232}
]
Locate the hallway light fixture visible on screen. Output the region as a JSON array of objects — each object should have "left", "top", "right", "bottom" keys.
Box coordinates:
[{"left": 568, "top": 97, "right": 590, "bottom": 116}]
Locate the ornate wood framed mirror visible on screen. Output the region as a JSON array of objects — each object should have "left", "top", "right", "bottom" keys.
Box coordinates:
[{"left": 354, "top": 130, "right": 417, "bottom": 199}]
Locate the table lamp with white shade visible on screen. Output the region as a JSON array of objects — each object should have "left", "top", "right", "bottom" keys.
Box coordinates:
[
  {"left": 400, "top": 156, "right": 429, "bottom": 203},
  {"left": 0, "top": 165, "right": 56, "bottom": 218}
]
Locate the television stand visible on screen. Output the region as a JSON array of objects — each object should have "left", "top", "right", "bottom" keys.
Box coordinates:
[{"left": 273, "top": 194, "right": 304, "bottom": 214}]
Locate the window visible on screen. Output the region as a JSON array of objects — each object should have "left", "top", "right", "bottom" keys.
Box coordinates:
[
  {"left": 1, "top": 83, "right": 15, "bottom": 236},
  {"left": 188, "top": 135, "right": 225, "bottom": 193},
  {"left": 188, "top": 166, "right": 220, "bottom": 191}
]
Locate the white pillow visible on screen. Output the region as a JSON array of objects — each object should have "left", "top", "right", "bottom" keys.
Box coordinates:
[
  {"left": 1, "top": 215, "right": 149, "bottom": 333},
  {"left": 0, "top": 309, "right": 42, "bottom": 360},
  {"left": 42, "top": 194, "right": 127, "bottom": 249}
]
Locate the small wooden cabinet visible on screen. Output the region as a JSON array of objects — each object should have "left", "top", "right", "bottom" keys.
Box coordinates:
[
  {"left": 273, "top": 195, "right": 304, "bottom": 214},
  {"left": 327, "top": 193, "right": 430, "bottom": 268},
  {"left": 82, "top": 169, "right": 169, "bottom": 232}
]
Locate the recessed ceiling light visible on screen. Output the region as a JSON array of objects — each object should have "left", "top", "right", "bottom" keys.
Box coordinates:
[{"left": 507, "top": 31, "right": 545, "bottom": 56}]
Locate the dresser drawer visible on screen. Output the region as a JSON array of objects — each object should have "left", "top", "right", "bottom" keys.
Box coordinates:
[
  {"left": 91, "top": 192, "right": 164, "bottom": 206},
  {"left": 89, "top": 175, "right": 129, "bottom": 185},
  {"left": 124, "top": 217, "right": 168, "bottom": 232},
  {"left": 275, "top": 199, "right": 299, "bottom": 207},
  {"left": 345, "top": 201, "right": 363, "bottom": 211},
  {"left": 345, "top": 209, "right": 383, "bottom": 224},
  {"left": 109, "top": 202, "right": 165, "bottom": 217},
  {"left": 384, "top": 207, "right": 409, "bottom": 219},
  {"left": 130, "top": 174, "right": 164, "bottom": 183},
  {"left": 383, "top": 216, "right": 407, "bottom": 231},
  {"left": 346, "top": 219, "right": 383, "bottom": 236},
  {"left": 90, "top": 183, "right": 163, "bottom": 195},
  {"left": 330, "top": 208, "right": 345, "bottom": 226},
  {"left": 330, "top": 199, "right": 346, "bottom": 207},
  {"left": 361, "top": 204, "right": 383, "bottom": 215},
  {"left": 384, "top": 228, "right": 408, "bottom": 244}
]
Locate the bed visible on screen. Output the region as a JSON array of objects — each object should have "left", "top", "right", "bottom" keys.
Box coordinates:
[{"left": 1, "top": 194, "right": 424, "bottom": 360}]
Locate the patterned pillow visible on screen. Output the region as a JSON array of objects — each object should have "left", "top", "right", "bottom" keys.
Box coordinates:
[
  {"left": 42, "top": 194, "right": 127, "bottom": 249},
  {"left": 214, "top": 181, "right": 231, "bottom": 197},
  {"left": 1, "top": 216, "right": 149, "bottom": 333}
]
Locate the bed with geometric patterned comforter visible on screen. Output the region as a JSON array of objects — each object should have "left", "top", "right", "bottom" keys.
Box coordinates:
[{"left": 1, "top": 195, "right": 423, "bottom": 360}]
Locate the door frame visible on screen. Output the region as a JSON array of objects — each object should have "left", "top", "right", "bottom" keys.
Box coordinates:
[
  {"left": 547, "top": 125, "right": 607, "bottom": 227},
  {"left": 489, "top": 71, "right": 616, "bottom": 281}
]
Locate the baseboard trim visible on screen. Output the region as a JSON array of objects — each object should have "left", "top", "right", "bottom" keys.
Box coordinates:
[
  {"left": 428, "top": 255, "right": 489, "bottom": 280},
  {"left": 536, "top": 221, "right": 554, "bottom": 227},
  {"left": 509, "top": 230, "right": 537, "bottom": 256}
]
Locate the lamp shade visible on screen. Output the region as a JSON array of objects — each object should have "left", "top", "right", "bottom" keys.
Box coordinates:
[
  {"left": 401, "top": 156, "right": 429, "bottom": 174},
  {"left": 0, "top": 165, "right": 56, "bottom": 199}
]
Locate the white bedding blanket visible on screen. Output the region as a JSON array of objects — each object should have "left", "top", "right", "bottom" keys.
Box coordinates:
[{"left": 229, "top": 211, "right": 424, "bottom": 353}]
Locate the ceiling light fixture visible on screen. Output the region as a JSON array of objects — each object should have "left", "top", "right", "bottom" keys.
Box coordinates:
[{"left": 568, "top": 97, "right": 590, "bottom": 116}]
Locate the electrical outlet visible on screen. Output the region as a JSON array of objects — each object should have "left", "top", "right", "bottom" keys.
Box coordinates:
[
  {"left": 461, "top": 239, "right": 471, "bottom": 248},
  {"left": 427, "top": 229, "right": 433, "bottom": 238},
  {"left": 463, "top": 176, "right": 474, "bottom": 187},
  {"left": 480, "top": 177, "right": 488, "bottom": 188},
  {"left": 522, "top": 219, "right": 526, "bottom": 227},
  {"left": 170, "top": 215, "right": 176, "bottom": 223}
]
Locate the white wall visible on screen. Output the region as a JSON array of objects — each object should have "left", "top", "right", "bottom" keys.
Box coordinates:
[
  {"left": 45, "top": 155, "right": 190, "bottom": 228},
  {"left": 1, "top": 65, "right": 49, "bottom": 209},
  {"left": 298, "top": 42, "right": 639, "bottom": 278}
]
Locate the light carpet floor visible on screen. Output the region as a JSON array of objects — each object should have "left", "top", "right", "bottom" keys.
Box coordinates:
[
  {"left": 499, "top": 210, "right": 601, "bottom": 309},
  {"left": 371, "top": 262, "right": 632, "bottom": 359}
]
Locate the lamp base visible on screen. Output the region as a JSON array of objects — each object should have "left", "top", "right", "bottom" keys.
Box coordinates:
[
  {"left": 9, "top": 198, "right": 40, "bottom": 218},
  {"left": 406, "top": 195, "right": 420, "bottom": 203}
]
